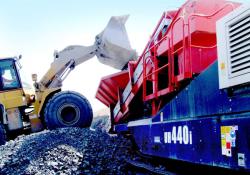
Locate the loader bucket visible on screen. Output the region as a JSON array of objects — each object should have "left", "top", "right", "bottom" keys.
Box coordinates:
[{"left": 95, "top": 15, "right": 137, "bottom": 70}]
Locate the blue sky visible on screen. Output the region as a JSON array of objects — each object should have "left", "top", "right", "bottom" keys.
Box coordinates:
[{"left": 0, "top": 0, "right": 248, "bottom": 112}]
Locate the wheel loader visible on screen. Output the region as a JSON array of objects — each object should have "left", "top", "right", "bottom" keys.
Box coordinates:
[{"left": 0, "top": 15, "right": 137, "bottom": 145}]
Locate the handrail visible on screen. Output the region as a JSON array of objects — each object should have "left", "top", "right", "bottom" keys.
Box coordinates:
[
  {"left": 143, "top": 54, "right": 154, "bottom": 99},
  {"left": 144, "top": 63, "right": 169, "bottom": 78},
  {"left": 170, "top": 16, "right": 186, "bottom": 79},
  {"left": 142, "top": 15, "right": 185, "bottom": 96},
  {"left": 188, "top": 3, "right": 235, "bottom": 19},
  {"left": 143, "top": 36, "right": 172, "bottom": 99},
  {"left": 142, "top": 55, "right": 154, "bottom": 81},
  {"left": 187, "top": 3, "right": 236, "bottom": 73},
  {"left": 172, "top": 46, "right": 184, "bottom": 54},
  {"left": 139, "top": 32, "right": 170, "bottom": 62},
  {"left": 144, "top": 37, "right": 171, "bottom": 80},
  {"left": 136, "top": 13, "right": 167, "bottom": 68},
  {"left": 138, "top": 12, "right": 183, "bottom": 99},
  {"left": 190, "top": 44, "right": 217, "bottom": 49}
]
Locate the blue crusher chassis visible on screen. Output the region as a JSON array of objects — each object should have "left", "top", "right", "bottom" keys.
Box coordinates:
[{"left": 115, "top": 61, "right": 250, "bottom": 172}]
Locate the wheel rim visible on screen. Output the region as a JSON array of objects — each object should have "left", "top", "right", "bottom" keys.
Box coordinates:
[{"left": 58, "top": 104, "right": 80, "bottom": 126}]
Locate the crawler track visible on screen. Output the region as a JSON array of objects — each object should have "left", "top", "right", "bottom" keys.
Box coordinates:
[{"left": 124, "top": 145, "right": 249, "bottom": 175}]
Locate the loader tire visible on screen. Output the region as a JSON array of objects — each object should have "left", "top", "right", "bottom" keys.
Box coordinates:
[
  {"left": 44, "top": 91, "right": 93, "bottom": 130},
  {"left": 0, "top": 123, "right": 7, "bottom": 145}
]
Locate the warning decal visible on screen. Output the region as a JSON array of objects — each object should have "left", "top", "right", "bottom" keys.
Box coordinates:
[{"left": 220, "top": 125, "right": 238, "bottom": 157}]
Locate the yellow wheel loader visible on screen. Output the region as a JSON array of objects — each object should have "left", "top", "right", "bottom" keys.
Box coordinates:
[
  {"left": 0, "top": 57, "right": 92, "bottom": 145},
  {"left": 0, "top": 15, "right": 137, "bottom": 145}
]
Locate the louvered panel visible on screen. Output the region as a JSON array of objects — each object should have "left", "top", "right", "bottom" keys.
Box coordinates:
[
  {"left": 228, "top": 14, "right": 250, "bottom": 78},
  {"left": 217, "top": 4, "right": 250, "bottom": 89}
]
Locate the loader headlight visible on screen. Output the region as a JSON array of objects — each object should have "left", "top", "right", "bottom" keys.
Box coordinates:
[{"left": 32, "top": 74, "right": 37, "bottom": 82}]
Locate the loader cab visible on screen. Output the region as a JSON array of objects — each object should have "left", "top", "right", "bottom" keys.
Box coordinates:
[{"left": 0, "top": 58, "right": 21, "bottom": 91}]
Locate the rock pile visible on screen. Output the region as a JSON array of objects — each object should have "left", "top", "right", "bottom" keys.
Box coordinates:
[{"left": 0, "top": 126, "right": 133, "bottom": 175}]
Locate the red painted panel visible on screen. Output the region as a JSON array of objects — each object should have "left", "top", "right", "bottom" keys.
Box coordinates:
[{"left": 96, "top": 0, "right": 241, "bottom": 123}]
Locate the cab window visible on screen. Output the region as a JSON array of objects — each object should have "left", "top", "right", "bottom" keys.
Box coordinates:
[{"left": 0, "top": 60, "right": 21, "bottom": 90}]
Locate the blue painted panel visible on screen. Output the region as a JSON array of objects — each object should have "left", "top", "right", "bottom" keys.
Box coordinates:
[
  {"left": 115, "top": 61, "right": 250, "bottom": 171},
  {"left": 115, "top": 124, "right": 128, "bottom": 132},
  {"left": 152, "top": 61, "right": 250, "bottom": 122},
  {"left": 128, "top": 114, "right": 250, "bottom": 171}
]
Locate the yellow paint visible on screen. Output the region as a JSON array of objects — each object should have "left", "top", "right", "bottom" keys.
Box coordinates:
[
  {"left": 0, "top": 89, "right": 26, "bottom": 109},
  {"left": 221, "top": 126, "right": 225, "bottom": 133},
  {"left": 220, "top": 62, "right": 225, "bottom": 70},
  {"left": 32, "top": 87, "right": 61, "bottom": 116},
  {"left": 225, "top": 126, "right": 230, "bottom": 133},
  {"left": 221, "top": 126, "right": 230, "bottom": 134},
  {"left": 221, "top": 126, "right": 226, "bottom": 147},
  {"left": 39, "top": 69, "right": 56, "bottom": 88},
  {"left": 221, "top": 139, "right": 226, "bottom": 146}
]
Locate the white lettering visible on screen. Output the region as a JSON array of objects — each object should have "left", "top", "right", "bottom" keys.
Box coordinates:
[
  {"left": 167, "top": 132, "right": 171, "bottom": 143},
  {"left": 172, "top": 126, "right": 177, "bottom": 144},
  {"left": 164, "top": 125, "right": 192, "bottom": 145},
  {"left": 177, "top": 126, "right": 183, "bottom": 144},
  {"left": 164, "top": 132, "right": 168, "bottom": 143}
]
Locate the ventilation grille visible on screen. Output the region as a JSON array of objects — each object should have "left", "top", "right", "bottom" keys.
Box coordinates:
[{"left": 228, "top": 14, "right": 250, "bottom": 78}]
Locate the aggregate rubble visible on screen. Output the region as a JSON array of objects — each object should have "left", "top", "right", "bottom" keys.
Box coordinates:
[{"left": 0, "top": 116, "right": 134, "bottom": 175}]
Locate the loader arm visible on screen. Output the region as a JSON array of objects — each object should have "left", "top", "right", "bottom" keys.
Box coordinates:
[
  {"left": 32, "top": 15, "right": 137, "bottom": 119},
  {"left": 37, "top": 45, "right": 96, "bottom": 90},
  {"left": 35, "top": 15, "right": 137, "bottom": 92}
]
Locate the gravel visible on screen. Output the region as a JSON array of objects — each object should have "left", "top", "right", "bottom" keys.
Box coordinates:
[{"left": 0, "top": 117, "right": 133, "bottom": 175}]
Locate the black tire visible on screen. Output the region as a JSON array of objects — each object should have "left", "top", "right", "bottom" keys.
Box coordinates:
[
  {"left": 0, "top": 123, "right": 7, "bottom": 145},
  {"left": 44, "top": 91, "right": 93, "bottom": 130}
]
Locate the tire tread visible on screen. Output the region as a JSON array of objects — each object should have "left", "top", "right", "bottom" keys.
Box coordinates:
[{"left": 44, "top": 91, "right": 93, "bottom": 130}]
